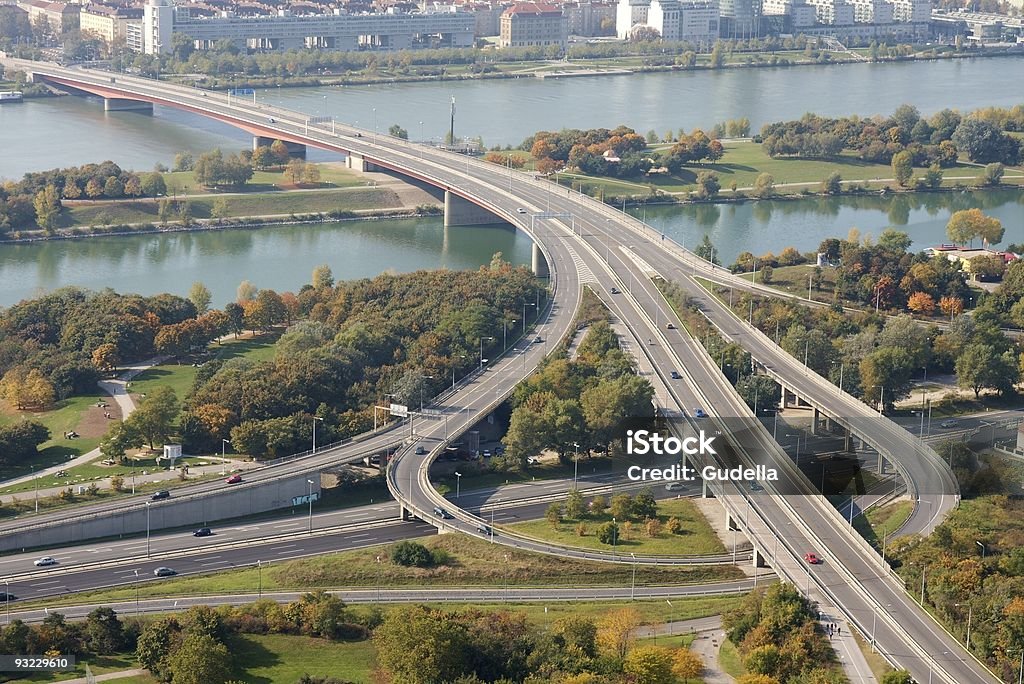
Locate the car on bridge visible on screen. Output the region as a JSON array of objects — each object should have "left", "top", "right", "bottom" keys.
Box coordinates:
[
  {"left": 803, "top": 552, "right": 822, "bottom": 565},
  {"left": 477, "top": 524, "right": 493, "bottom": 536},
  {"left": 151, "top": 490, "right": 170, "bottom": 501},
  {"left": 153, "top": 567, "right": 176, "bottom": 577},
  {"left": 693, "top": 408, "right": 708, "bottom": 418},
  {"left": 415, "top": 446, "right": 427, "bottom": 455},
  {"left": 940, "top": 419, "right": 959, "bottom": 428},
  {"left": 433, "top": 506, "right": 453, "bottom": 519},
  {"left": 193, "top": 527, "right": 212, "bottom": 537},
  {"left": 666, "top": 323, "right": 676, "bottom": 329},
  {"left": 517, "top": 208, "right": 527, "bottom": 214},
  {"left": 34, "top": 556, "right": 57, "bottom": 567},
  {"left": 225, "top": 474, "right": 242, "bottom": 484},
  {"left": 610, "top": 287, "right": 620, "bottom": 294},
  {"left": 670, "top": 370, "right": 682, "bottom": 379}
]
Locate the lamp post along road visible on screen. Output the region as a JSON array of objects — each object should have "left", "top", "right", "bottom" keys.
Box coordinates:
[
  {"left": 307, "top": 479, "right": 315, "bottom": 534},
  {"left": 312, "top": 416, "right": 323, "bottom": 454}
]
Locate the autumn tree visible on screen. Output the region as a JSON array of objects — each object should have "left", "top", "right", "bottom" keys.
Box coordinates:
[
  {"left": 284, "top": 158, "right": 306, "bottom": 184},
  {"left": 624, "top": 645, "right": 676, "bottom": 684},
  {"left": 165, "top": 633, "right": 232, "bottom": 684},
  {"left": 236, "top": 280, "right": 257, "bottom": 303},
  {"left": 597, "top": 607, "right": 642, "bottom": 659},
  {"left": 751, "top": 173, "right": 775, "bottom": 198},
  {"left": 124, "top": 386, "right": 179, "bottom": 449},
  {"left": 33, "top": 184, "right": 61, "bottom": 230},
  {"left": 311, "top": 264, "right": 334, "bottom": 289},
  {"left": 673, "top": 648, "right": 704, "bottom": 682},
  {"left": 891, "top": 149, "right": 913, "bottom": 187},
  {"left": 91, "top": 343, "right": 120, "bottom": 372},
  {"left": 907, "top": 292, "right": 936, "bottom": 316},
  {"left": 188, "top": 282, "right": 211, "bottom": 314},
  {"left": 946, "top": 208, "right": 1004, "bottom": 247},
  {"left": 0, "top": 367, "right": 55, "bottom": 410}
]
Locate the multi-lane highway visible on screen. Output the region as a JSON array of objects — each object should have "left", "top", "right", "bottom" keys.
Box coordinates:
[{"left": 0, "top": 60, "right": 995, "bottom": 682}]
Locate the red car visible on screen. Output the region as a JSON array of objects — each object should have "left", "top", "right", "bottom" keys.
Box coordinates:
[
  {"left": 225, "top": 474, "right": 243, "bottom": 484},
  {"left": 804, "top": 552, "right": 821, "bottom": 565}
]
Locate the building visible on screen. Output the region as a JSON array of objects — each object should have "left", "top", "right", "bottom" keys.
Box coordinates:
[
  {"left": 563, "top": 0, "right": 616, "bottom": 36},
  {"left": 15, "top": 0, "right": 78, "bottom": 33},
  {"left": 891, "top": 0, "right": 930, "bottom": 22},
  {"left": 805, "top": 0, "right": 854, "bottom": 25},
  {"left": 616, "top": 0, "right": 648, "bottom": 37},
  {"left": 80, "top": 4, "right": 144, "bottom": 44},
  {"left": 498, "top": 2, "right": 567, "bottom": 48},
  {"left": 140, "top": 0, "right": 475, "bottom": 53},
  {"left": 718, "top": 0, "right": 759, "bottom": 37},
  {"left": 850, "top": 0, "right": 892, "bottom": 23}
]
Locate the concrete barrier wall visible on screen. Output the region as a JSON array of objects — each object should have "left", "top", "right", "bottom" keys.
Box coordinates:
[{"left": 0, "top": 473, "right": 321, "bottom": 553}]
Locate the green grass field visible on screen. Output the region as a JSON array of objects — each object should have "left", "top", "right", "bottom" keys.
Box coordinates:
[
  {"left": 854, "top": 499, "right": 915, "bottom": 549},
  {"left": 18, "top": 534, "right": 742, "bottom": 610},
  {"left": 5, "top": 653, "right": 140, "bottom": 683},
  {"left": 507, "top": 498, "right": 726, "bottom": 556},
  {"left": 162, "top": 163, "right": 364, "bottom": 195},
  {"left": 64, "top": 186, "right": 402, "bottom": 228},
  {"left": 717, "top": 638, "right": 746, "bottom": 678},
  {"left": 230, "top": 633, "right": 376, "bottom": 683}
]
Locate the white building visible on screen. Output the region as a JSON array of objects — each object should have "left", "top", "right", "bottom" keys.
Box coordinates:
[
  {"left": 616, "top": 0, "right": 649, "bottom": 38},
  {"left": 891, "top": 0, "right": 930, "bottom": 22},
  {"left": 140, "top": 0, "right": 475, "bottom": 54},
  {"left": 805, "top": 0, "right": 854, "bottom": 24},
  {"left": 850, "top": 0, "right": 893, "bottom": 23},
  {"left": 617, "top": 0, "right": 716, "bottom": 40}
]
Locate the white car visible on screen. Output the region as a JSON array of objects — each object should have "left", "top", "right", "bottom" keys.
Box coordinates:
[
  {"left": 665, "top": 482, "right": 685, "bottom": 491},
  {"left": 34, "top": 556, "right": 57, "bottom": 567}
]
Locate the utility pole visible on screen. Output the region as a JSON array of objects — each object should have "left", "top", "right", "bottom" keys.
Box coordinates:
[{"left": 449, "top": 96, "right": 455, "bottom": 147}]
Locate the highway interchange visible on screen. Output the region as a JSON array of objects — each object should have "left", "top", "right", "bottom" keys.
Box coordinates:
[{"left": 0, "top": 59, "right": 1009, "bottom": 682}]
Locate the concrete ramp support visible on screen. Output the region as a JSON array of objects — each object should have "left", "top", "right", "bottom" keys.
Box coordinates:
[
  {"left": 254, "top": 136, "right": 306, "bottom": 158},
  {"left": 753, "top": 547, "right": 769, "bottom": 568},
  {"left": 443, "top": 190, "right": 506, "bottom": 228},
  {"left": 346, "top": 152, "right": 378, "bottom": 172},
  {"left": 104, "top": 98, "right": 153, "bottom": 112},
  {"left": 532, "top": 243, "right": 550, "bottom": 278}
]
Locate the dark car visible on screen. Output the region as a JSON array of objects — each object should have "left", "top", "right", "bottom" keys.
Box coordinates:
[
  {"left": 225, "top": 474, "right": 242, "bottom": 484},
  {"left": 693, "top": 408, "right": 708, "bottom": 418},
  {"left": 0, "top": 592, "right": 16, "bottom": 602},
  {"left": 670, "top": 370, "right": 682, "bottom": 379},
  {"left": 433, "top": 507, "right": 453, "bottom": 519},
  {"left": 193, "top": 527, "right": 212, "bottom": 537},
  {"left": 151, "top": 490, "right": 170, "bottom": 501},
  {"left": 666, "top": 323, "right": 676, "bottom": 329},
  {"left": 534, "top": 336, "right": 543, "bottom": 343},
  {"left": 610, "top": 287, "right": 620, "bottom": 294},
  {"left": 477, "top": 525, "right": 493, "bottom": 536},
  {"left": 154, "top": 567, "right": 177, "bottom": 577},
  {"left": 415, "top": 446, "right": 427, "bottom": 455}
]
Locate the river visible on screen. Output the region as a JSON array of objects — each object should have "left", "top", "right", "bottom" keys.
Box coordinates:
[{"left": 1, "top": 56, "right": 1022, "bottom": 178}]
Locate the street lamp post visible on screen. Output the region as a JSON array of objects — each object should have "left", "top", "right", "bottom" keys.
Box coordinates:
[
  {"left": 307, "top": 479, "right": 315, "bottom": 534},
  {"left": 312, "top": 416, "right": 323, "bottom": 454},
  {"left": 977, "top": 541, "right": 986, "bottom": 559},
  {"left": 376, "top": 555, "right": 382, "bottom": 602},
  {"left": 257, "top": 560, "right": 263, "bottom": 598},
  {"left": 454, "top": 471, "right": 462, "bottom": 499},
  {"left": 4, "top": 579, "right": 9, "bottom": 625},
  {"left": 133, "top": 570, "right": 139, "bottom": 615},
  {"left": 419, "top": 375, "right": 435, "bottom": 413},
  {"left": 522, "top": 302, "right": 535, "bottom": 334},
  {"left": 573, "top": 442, "right": 580, "bottom": 489},
  {"left": 33, "top": 465, "right": 38, "bottom": 514},
  {"left": 145, "top": 501, "right": 151, "bottom": 558},
  {"left": 221, "top": 439, "right": 230, "bottom": 475},
  {"left": 479, "top": 336, "right": 494, "bottom": 369}
]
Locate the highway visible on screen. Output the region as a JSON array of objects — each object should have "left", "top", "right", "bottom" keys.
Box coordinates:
[{"left": 1, "top": 61, "right": 992, "bottom": 681}]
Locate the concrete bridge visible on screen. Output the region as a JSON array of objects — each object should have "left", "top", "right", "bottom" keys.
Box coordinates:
[{"left": 2, "top": 58, "right": 996, "bottom": 683}]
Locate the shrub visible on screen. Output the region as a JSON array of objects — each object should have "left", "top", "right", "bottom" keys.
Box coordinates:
[{"left": 390, "top": 541, "right": 434, "bottom": 567}]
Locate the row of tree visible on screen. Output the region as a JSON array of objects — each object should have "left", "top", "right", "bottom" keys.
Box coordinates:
[{"left": 760, "top": 104, "right": 1023, "bottom": 166}]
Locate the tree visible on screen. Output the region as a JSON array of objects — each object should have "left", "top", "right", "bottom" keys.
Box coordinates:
[
  {"left": 210, "top": 198, "right": 230, "bottom": 219},
  {"left": 125, "top": 386, "right": 178, "bottom": 449},
  {"left": 859, "top": 347, "right": 915, "bottom": 409},
  {"left": 124, "top": 176, "right": 143, "bottom": 197},
  {"left": 545, "top": 501, "right": 563, "bottom": 527},
  {"left": 696, "top": 171, "right": 721, "bottom": 199},
  {"left": 388, "top": 124, "right": 408, "bottom": 139},
  {"left": 269, "top": 140, "right": 290, "bottom": 165},
  {"left": 188, "top": 282, "right": 211, "bottom": 314},
  {"left": 597, "top": 607, "right": 642, "bottom": 659},
  {"left": 236, "top": 280, "right": 257, "bottom": 303},
  {"left": 736, "top": 375, "right": 780, "bottom": 413},
  {"left": 302, "top": 163, "right": 321, "bottom": 185},
  {"left": 956, "top": 343, "right": 1018, "bottom": 398},
  {"left": 33, "top": 184, "right": 61, "bottom": 230},
  {"left": 84, "top": 606, "right": 124, "bottom": 654},
  {"left": 596, "top": 521, "right": 619, "bottom": 546},
  {"left": 709, "top": 41, "right": 725, "bottom": 67},
  {"left": 946, "top": 209, "right": 1004, "bottom": 247},
  {"left": 821, "top": 172, "right": 842, "bottom": 195},
  {"left": 136, "top": 616, "right": 181, "bottom": 680},
  {"left": 922, "top": 163, "right": 943, "bottom": 189},
  {"left": 224, "top": 302, "right": 244, "bottom": 337},
  {"left": 250, "top": 145, "right": 276, "bottom": 170},
  {"left": 672, "top": 648, "right": 704, "bottom": 682},
  {"left": 141, "top": 172, "right": 167, "bottom": 197},
  {"left": 759, "top": 264, "right": 773, "bottom": 284},
  {"left": 891, "top": 150, "right": 913, "bottom": 187},
  {"left": 390, "top": 540, "right": 434, "bottom": 567},
  {"left": 166, "top": 633, "right": 232, "bottom": 684},
  {"left": 980, "top": 162, "right": 1004, "bottom": 187},
  {"left": 84, "top": 177, "right": 104, "bottom": 198},
  {"left": 952, "top": 118, "right": 1022, "bottom": 165},
  {"left": 284, "top": 158, "right": 306, "bottom": 185},
  {"left": 751, "top": 173, "right": 775, "bottom": 198},
  {"left": 91, "top": 342, "right": 120, "bottom": 372},
  {"left": 157, "top": 198, "right": 174, "bottom": 225},
  {"left": 0, "top": 367, "right": 54, "bottom": 410},
  {"left": 610, "top": 493, "right": 633, "bottom": 520},
  {"left": 173, "top": 151, "right": 194, "bottom": 172},
  {"left": 940, "top": 296, "right": 964, "bottom": 319},
  {"left": 373, "top": 606, "right": 470, "bottom": 684},
  {"left": 103, "top": 176, "right": 124, "bottom": 198},
  {"left": 695, "top": 234, "right": 719, "bottom": 264},
  {"left": 312, "top": 264, "right": 334, "bottom": 289},
  {"left": 566, "top": 489, "right": 586, "bottom": 519},
  {"left": 0, "top": 421, "right": 50, "bottom": 467},
  {"left": 881, "top": 671, "right": 913, "bottom": 684},
  {"left": 623, "top": 645, "right": 675, "bottom": 684},
  {"left": 907, "top": 292, "right": 936, "bottom": 316}
]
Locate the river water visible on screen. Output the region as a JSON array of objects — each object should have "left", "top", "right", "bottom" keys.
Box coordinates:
[{"left": 1, "top": 57, "right": 1021, "bottom": 306}]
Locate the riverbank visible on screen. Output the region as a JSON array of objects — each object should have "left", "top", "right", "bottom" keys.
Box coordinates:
[{"left": 168, "top": 44, "right": 1023, "bottom": 90}]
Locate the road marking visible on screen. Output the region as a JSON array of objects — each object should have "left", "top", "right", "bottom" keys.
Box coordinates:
[{"left": 28, "top": 579, "right": 63, "bottom": 586}]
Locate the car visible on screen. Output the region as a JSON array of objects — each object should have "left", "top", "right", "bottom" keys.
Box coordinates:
[
  {"left": 940, "top": 419, "right": 959, "bottom": 428},
  {"left": 153, "top": 567, "right": 177, "bottom": 577},
  {"left": 665, "top": 482, "right": 685, "bottom": 491},
  {"left": 803, "top": 552, "right": 821, "bottom": 565},
  {"left": 433, "top": 506, "right": 452, "bottom": 519},
  {"left": 415, "top": 446, "right": 427, "bottom": 455},
  {"left": 666, "top": 323, "right": 676, "bottom": 329},
  {"left": 693, "top": 408, "right": 708, "bottom": 418},
  {"left": 34, "top": 556, "right": 57, "bottom": 567},
  {"left": 482, "top": 449, "right": 492, "bottom": 457},
  {"left": 516, "top": 208, "right": 527, "bottom": 214},
  {"left": 610, "top": 287, "right": 621, "bottom": 294},
  {"left": 477, "top": 525, "right": 493, "bottom": 536},
  {"left": 670, "top": 370, "right": 682, "bottom": 379},
  {"left": 267, "top": 117, "right": 275, "bottom": 123},
  {"left": 151, "top": 490, "right": 170, "bottom": 501},
  {"left": 225, "top": 474, "right": 242, "bottom": 484},
  {"left": 534, "top": 336, "right": 543, "bottom": 343},
  {"left": 354, "top": 132, "right": 362, "bottom": 137},
  {"left": 193, "top": 527, "right": 212, "bottom": 537},
  {"left": 750, "top": 481, "right": 763, "bottom": 491},
  {"left": 0, "top": 592, "right": 15, "bottom": 602}
]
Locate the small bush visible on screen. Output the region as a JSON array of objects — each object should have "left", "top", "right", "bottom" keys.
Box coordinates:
[{"left": 390, "top": 541, "right": 435, "bottom": 568}]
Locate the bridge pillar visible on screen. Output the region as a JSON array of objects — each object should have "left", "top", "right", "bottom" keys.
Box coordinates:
[
  {"left": 104, "top": 98, "right": 153, "bottom": 113},
  {"left": 443, "top": 190, "right": 505, "bottom": 227},
  {"left": 752, "top": 547, "right": 769, "bottom": 569},
  {"left": 346, "top": 152, "right": 378, "bottom": 172},
  {"left": 725, "top": 510, "right": 739, "bottom": 531},
  {"left": 843, "top": 427, "right": 854, "bottom": 454},
  {"left": 255, "top": 136, "right": 306, "bottom": 158},
  {"left": 811, "top": 408, "right": 820, "bottom": 435},
  {"left": 531, "top": 243, "right": 550, "bottom": 278},
  {"left": 399, "top": 504, "right": 413, "bottom": 521},
  {"left": 781, "top": 387, "right": 792, "bottom": 408}
]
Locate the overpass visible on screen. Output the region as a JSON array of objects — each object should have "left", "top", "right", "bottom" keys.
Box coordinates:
[{"left": 3, "top": 60, "right": 992, "bottom": 682}]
